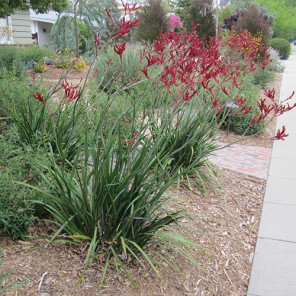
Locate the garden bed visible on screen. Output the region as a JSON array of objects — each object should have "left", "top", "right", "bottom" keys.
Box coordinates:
[{"left": 0, "top": 67, "right": 283, "bottom": 296}]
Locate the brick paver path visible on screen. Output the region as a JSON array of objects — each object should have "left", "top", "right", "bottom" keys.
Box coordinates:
[{"left": 209, "top": 143, "right": 272, "bottom": 179}]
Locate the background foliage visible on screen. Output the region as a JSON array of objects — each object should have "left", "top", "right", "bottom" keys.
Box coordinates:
[{"left": 136, "top": 0, "right": 170, "bottom": 43}]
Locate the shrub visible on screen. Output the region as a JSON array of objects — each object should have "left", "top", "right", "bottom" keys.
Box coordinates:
[
  {"left": 217, "top": 80, "right": 264, "bottom": 135},
  {"left": 231, "top": 107, "right": 265, "bottom": 135},
  {"left": 93, "top": 44, "right": 143, "bottom": 93},
  {"left": 0, "top": 68, "right": 29, "bottom": 121},
  {"left": 233, "top": 5, "right": 273, "bottom": 48},
  {"left": 9, "top": 77, "right": 86, "bottom": 164},
  {"left": 35, "top": 59, "right": 47, "bottom": 73},
  {"left": 150, "top": 97, "right": 219, "bottom": 175},
  {"left": 266, "top": 47, "right": 285, "bottom": 72},
  {"left": 252, "top": 68, "right": 275, "bottom": 89},
  {"left": 21, "top": 46, "right": 53, "bottom": 64},
  {"left": 55, "top": 48, "right": 75, "bottom": 69},
  {"left": 0, "top": 130, "right": 50, "bottom": 239},
  {"left": 73, "top": 56, "right": 89, "bottom": 71},
  {"left": 34, "top": 91, "right": 210, "bottom": 283},
  {"left": 269, "top": 38, "right": 291, "bottom": 60},
  {"left": 182, "top": 0, "right": 216, "bottom": 40},
  {"left": 51, "top": 15, "right": 76, "bottom": 53},
  {"left": 0, "top": 46, "right": 24, "bottom": 76},
  {"left": 135, "top": 0, "right": 170, "bottom": 42},
  {"left": 77, "top": 21, "right": 90, "bottom": 54}
]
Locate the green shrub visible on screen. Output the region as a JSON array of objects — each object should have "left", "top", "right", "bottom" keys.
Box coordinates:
[
  {"left": 217, "top": 79, "right": 264, "bottom": 135},
  {"left": 93, "top": 44, "right": 144, "bottom": 93},
  {"left": 77, "top": 21, "right": 90, "bottom": 54},
  {"left": 269, "top": 38, "right": 291, "bottom": 60},
  {"left": 150, "top": 97, "right": 218, "bottom": 174},
  {"left": 0, "top": 130, "right": 50, "bottom": 239},
  {"left": 252, "top": 68, "right": 275, "bottom": 89},
  {"left": 230, "top": 107, "right": 264, "bottom": 135},
  {"left": 32, "top": 90, "right": 209, "bottom": 283},
  {"left": 21, "top": 45, "right": 53, "bottom": 64},
  {"left": 182, "top": 0, "right": 216, "bottom": 41},
  {"left": 0, "top": 46, "right": 24, "bottom": 76},
  {"left": 135, "top": 0, "right": 170, "bottom": 42},
  {"left": 0, "top": 68, "right": 29, "bottom": 122}
]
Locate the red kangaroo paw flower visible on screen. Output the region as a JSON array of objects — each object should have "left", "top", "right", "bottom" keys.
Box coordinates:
[
  {"left": 122, "top": 131, "right": 138, "bottom": 146},
  {"left": 61, "top": 78, "right": 81, "bottom": 103},
  {"left": 114, "top": 41, "right": 126, "bottom": 64},
  {"left": 94, "top": 33, "right": 100, "bottom": 47},
  {"left": 33, "top": 91, "right": 46, "bottom": 105},
  {"left": 273, "top": 126, "right": 289, "bottom": 141},
  {"left": 116, "top": 18, "right": 141, "bottom": 38}
]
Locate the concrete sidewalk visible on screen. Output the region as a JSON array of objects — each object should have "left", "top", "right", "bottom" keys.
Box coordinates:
[{"left": 248, "top": 47, "right": 296, "bottom": 295}]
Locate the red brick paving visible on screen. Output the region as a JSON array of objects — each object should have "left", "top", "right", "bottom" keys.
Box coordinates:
[{"left": 209, "top": 143, "right": 272, "bottom": 180}]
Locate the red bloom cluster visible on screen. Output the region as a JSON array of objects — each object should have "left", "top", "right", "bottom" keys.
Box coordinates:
[
  {"left": 61, "top": 78, "right": 81, "bottom": 103},
  {"left": 33, "top": 91, "right": 46, "bottom": 105},
  {"left": 114, "top": 41, "right": 127, "bottom": 64},
  {"left": 139, "top": 29, "right": 259, "bottom": 115},
  {"left": 116, "top": 18, "right": 141, "bottom": 38},
  {"left": 136, "top": 27, "right": 294, "bottom": 140}
]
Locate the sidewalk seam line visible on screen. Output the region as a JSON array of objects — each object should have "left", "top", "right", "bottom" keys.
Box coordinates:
[
  {"left": 264, "top": 201, "right": 296, "bottom": 207},
  {"left": 257, "top": 237, "right": 296, "bottom": 244}
]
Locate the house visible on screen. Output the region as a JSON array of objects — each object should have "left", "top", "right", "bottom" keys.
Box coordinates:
[
  {"left": 0, "top": 1, "right": 139, "bottom": 46},
  {"left": 0, "top": 10, "right": 32, "bottom": 44},
  {"left": 0, "top": 9, "right": 63, "bottom": 47}
]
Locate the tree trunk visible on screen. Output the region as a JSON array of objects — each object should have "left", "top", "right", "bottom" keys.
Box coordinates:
[{"left": 74, "top": 0, "right": 79, "bottom": 58}]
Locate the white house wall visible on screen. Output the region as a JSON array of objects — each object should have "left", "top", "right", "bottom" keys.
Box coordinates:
[
  {"left": 37, "top": 21, "right": 53, "bottom": 47},
  {"left": 11, "top": 10, "right": 32, "bottom": 44}
]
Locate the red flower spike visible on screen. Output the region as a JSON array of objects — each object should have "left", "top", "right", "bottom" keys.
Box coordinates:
[
  {"left": 251, "top": 113, "right": 260, "bottom": 123},
  {"left": 122, "top": 131, "right": 138, "bottom": 146},
  {"left": 242, "top": 106, "right": 252, "bottom": 115},
  {"left": 273, "top": 126, "right": 289, "bottom": 141},
  {"left": 94, "top": 33, "right": 100, "bottom": 47},
  {"left": 212, "top": 97, "right": 225, "bottom": 114},
  {"left": 121, "top": 1, "right": 141, "bottom": 14},
  {"left": 236, "top": 96, "right": 246, "bottom": 106},
  {"left": 49, "top": 112, "right": 55, "bottom": 120},
  {"left": 105, "top": 7, "right": 112, "bottom": 19},
  {"left": 222, "top": 87, "right": 231, "bottom": 98},
  {"left": 140, "top": 66, "right": 152, "bottom": 80},
  {"left": 114, "top": 41, "right": 126, "bottom": 64},
  {"left": 116, "top": 18, "right": 141, "bottom": 38},
  {"left": 33, "top": 91, "right": 46, "bottom": 105},
  {"left": 281, "top": 91, "right": 295, "bottom": 103},
  {"left": 145, "top": 54, "right": 159, "bottom": 67},
  {"left": 106, "top": 59, "right": 113, "bottom": 65},
  {"left": 264, "top": 89, "right": 276, "bottom": 101},
  {"left": 61, "top": 78, "right": 81, "bottom": 103},
  {"left": 182, "top": 90, "right": 198, "bottom": 102}
]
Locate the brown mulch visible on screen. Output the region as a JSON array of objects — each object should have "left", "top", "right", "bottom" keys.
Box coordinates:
[
  {"left": 32, "top": 67, "right": 89, "bottom": 81},
  {"left": 0, "top": 72, "right": 282, "bottom": 295}
]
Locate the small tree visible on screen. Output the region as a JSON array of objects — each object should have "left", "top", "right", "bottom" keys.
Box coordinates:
[
  {"left": 224, "top": 4, "right": 273, "bottom": 48},
  {"left": 182, "top": 0, "right": 216, "bottom": 40},
  {"left": 136, "top": 0, "right": 170, "bottom": 43},
  {"left": 51, "top": 15, "right": 76, "bottom": 53},
  {"left": 0, "top": 0, "right": 68, "bottom": 18}
]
